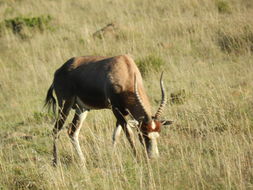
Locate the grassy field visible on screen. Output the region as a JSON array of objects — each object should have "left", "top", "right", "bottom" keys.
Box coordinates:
[{"left": 0, "top": 0, "right": 253, "bottom": 189}]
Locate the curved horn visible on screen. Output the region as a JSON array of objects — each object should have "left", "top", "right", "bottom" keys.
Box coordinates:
[
  {"left": 134, "top": 74, "right": 151, "bottom": 122},
  {"left": 154, "top": 72, "right": 167, "bottom": 119}
]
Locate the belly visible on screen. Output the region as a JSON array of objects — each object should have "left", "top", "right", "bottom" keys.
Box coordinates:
[{"left": 75, "top": 96, "right": 109, "bottom": 110}]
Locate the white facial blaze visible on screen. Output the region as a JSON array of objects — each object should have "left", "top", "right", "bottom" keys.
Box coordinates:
[{"left": 151, "top": 121, "right": 156, "bottom": 129}]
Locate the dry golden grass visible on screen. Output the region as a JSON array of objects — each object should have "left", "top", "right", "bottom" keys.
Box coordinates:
[{"left": 0, "top": 0, "right": 253, "bottom": 189}]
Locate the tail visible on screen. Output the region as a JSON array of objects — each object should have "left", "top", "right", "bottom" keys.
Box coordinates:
[{"left": 44, "top": 83, "right": 57, "bottom": 114}]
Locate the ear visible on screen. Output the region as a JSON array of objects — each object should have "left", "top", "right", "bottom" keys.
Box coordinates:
[{"left": 161, "top": 120, "right": 173, "bottom": 126}]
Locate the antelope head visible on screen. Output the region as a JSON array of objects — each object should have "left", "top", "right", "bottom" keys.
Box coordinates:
[{"left": 134, "top": 72, "right": 173, "bottom": 158}]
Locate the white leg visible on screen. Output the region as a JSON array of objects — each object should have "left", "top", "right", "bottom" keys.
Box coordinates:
[
  {"left": 68, "top": 109, "right": 88, "bottom": 163},
  {"left": 126, "top": 124, "right": 134, "bottom": 137},
  {"left": 126, "top": 124, "right": 137, "bottom": 155},
  {"left": 112, "top": 123, "right": 136, "bottom": 146},
  {"left": 112, "top": 124, "right": 122, "bottom": 148}
]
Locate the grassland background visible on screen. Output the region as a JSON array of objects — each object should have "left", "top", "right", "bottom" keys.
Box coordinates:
[{"left": 0, "top": 0, "right": 253, "bottom": 189}]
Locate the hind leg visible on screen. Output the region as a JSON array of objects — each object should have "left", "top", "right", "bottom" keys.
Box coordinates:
[
  {"left": 52, "top": 99, "right": 74, "bottom": 166},
  {"left": 68, "top": 107, "right": 88, "bottom": 163}
]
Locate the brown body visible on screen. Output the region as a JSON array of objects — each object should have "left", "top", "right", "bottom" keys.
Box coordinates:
[
  {"left": 45, "top": 54, "right": 172, "bottom": 166},
  {"left": 53, "top": 55, "right": 151, "bottom": 117}
]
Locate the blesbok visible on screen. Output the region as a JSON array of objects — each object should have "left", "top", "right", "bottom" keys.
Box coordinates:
[{"left": 45, "top": 54, "right": 172, "bottom": 166}]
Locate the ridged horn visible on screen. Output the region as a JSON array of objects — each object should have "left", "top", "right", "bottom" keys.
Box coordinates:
[
  {"left": 154, "top": 72, "right": 167, "bottom": 119},
  {"left": 134, "top": 74, "right": 151, "bottom": 122}
]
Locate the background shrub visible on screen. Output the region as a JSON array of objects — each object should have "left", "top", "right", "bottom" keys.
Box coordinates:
[
  {"left": 216, "top": 0, "right": 232, "bottom": 14},
  {"left": 136, "top": 54, "right": 165, "bottom": 75},
  {"left": 4, "top": 15, "right": 52, "bottom": 37}
]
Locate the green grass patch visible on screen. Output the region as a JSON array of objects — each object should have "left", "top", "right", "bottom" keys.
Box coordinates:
[
  {"left": 3, "top": 15, "right": 52, "bottom": 38},
  {"left": 136, "top": 54, "right": 165, "bottom": 75},
  {"left": 216, "top": 0, "right": 232, "bottom": 14}
]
